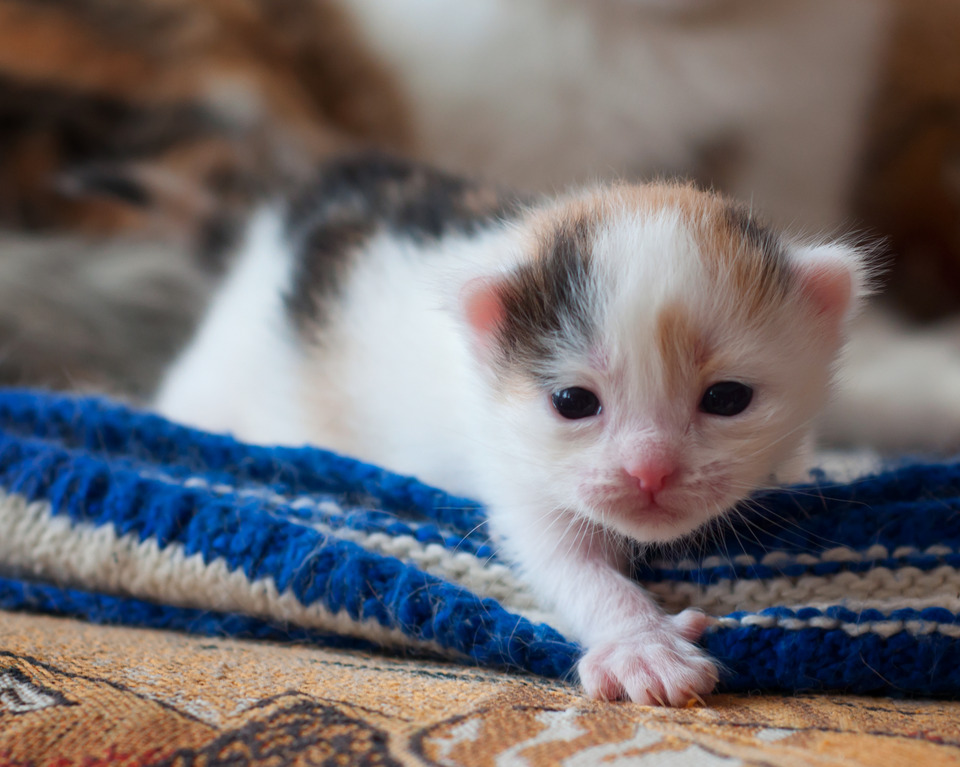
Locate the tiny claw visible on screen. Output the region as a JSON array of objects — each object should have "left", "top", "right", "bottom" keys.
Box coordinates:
[{"left": 685, "top": 690, "right": 707, "bottom": 708}]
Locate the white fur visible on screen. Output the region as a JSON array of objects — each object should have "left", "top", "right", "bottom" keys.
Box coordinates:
[
  {"left": 154, "top": 210, "right": 310, "bottom": 446},
  {"left": 340, "top": 0, "right": 890, "bottom": 231},
  {"left": 155, "top": 189, "right": 867, "bottom": 705}
]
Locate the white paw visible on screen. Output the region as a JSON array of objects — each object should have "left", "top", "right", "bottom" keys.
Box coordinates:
[{"left": 577, "top": 610, "right": 718, "bottom": 706}]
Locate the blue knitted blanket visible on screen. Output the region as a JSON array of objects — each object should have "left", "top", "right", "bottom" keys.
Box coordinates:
[{"left": 0, "top": 389, "right": 957, "bottom": 697}]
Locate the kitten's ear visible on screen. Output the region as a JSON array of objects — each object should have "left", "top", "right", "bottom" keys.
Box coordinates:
[
  {"left": 790, "top": 243, "right": 871, "bottom": 324},
  {"left": 460, "top": 275, "right": 508, "bottom": 353}
]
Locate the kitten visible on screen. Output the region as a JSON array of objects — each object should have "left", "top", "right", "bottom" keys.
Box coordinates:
[{"left": 156, "top": 156, "right": 871, "bottom": 704}]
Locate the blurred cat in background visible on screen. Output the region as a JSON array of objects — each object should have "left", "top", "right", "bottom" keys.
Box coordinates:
[
  {"left": 343, "top": 0, "right": 886, "bottom": 234},
  {"left": 0, "top": 0, "right": 409, "bottom": 394}
]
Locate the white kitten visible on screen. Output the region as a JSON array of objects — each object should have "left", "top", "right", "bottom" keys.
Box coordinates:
[{"left": 155, "top": 156, "right": 871, "bottom": 705}]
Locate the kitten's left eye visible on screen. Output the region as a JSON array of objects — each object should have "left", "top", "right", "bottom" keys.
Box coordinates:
[
  {"left": 699, "top": 381, "right": 753, "bottom": 416},
  {"left": 552, "top": 387, "right": 602, "bottom": 419}
]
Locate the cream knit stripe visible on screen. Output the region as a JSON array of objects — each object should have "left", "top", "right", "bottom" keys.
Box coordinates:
[
  {"left": 646, "top": 566, "right": 960, "bottom": 617},
  {"left": 154, "top": 473, "right": 543, "bottom": 616},
  {"left": 0, "top": 489, "right": 461, "bottom": 659},
  {"left": 318, "top": 525, "right": 548, "bottom": 620},
  {"left": 711, "top": 613, "right": 960, "bottom": 639},
  {"left": 652, "top": 543, "right": 957, "bottom": 572}
]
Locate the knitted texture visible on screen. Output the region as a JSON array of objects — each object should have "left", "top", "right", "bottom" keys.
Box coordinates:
[{"left": 0, "top": 389, "right": 957, "bottom": 696}]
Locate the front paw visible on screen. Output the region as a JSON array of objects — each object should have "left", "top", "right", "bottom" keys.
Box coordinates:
[{"left": 577, "top": 611, "right": 718, "bottom": 705}]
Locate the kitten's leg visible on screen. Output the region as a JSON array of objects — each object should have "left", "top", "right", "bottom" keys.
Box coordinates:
[
  {"left": 822, "top": 307, "right": 960, "bottom": 452},
  {"left": 496, "top": 507, "right": 717, "bottom": 705}
]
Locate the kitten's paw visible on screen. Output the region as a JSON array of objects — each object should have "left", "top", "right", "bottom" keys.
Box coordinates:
[{"left": 578, "top": 611, "right": 718, "bottom": 706}]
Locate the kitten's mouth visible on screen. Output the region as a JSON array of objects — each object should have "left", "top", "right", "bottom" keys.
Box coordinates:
[
  {"left": 586, "top": 476, "right": 738, "bottom": 542},
  {"left": 602, "top": 493, "right": 684, "bottom": 527},
  {"left": 591, "top": 490, "right": 705, "bottom": 542},
  {"left": 614, "top": 505, "right": 694, "bottom": 542},
  {"left": 636, "top": 497, "right": 685, "bottom": 525}
]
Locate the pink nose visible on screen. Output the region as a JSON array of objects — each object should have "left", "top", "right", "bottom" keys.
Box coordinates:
[{"left": 625, "top": 459, "right": 676, "bottom": 493}]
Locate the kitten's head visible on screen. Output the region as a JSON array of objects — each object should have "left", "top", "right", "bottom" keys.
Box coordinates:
[{"left": 460, "top": 183, "right": 871, "bottom": 543}]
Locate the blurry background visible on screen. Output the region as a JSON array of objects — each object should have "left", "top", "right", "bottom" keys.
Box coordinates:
[{"left": 0, "top": 0, "right": 957, "bottom": 394}]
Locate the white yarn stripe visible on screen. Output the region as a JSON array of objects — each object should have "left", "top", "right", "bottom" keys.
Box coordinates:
[
  {"left": 301, "top": 524, "right": 545, "bottom": 617},
  {"left": 808, "top": 449, "right": 883, "bottom": 483},
  {"left": 711, "top": 613, "right": 960, "bottom": 639},
  {"left": 652, "top": 543, "right": 956, "bottom": 572},
  {"left": 645, "top": 566, "right": 960, "bottom": 617},
  {"left": 0, "top": 489, "right": 464, "bottom": 660},
  {"left": 148, "top": 471, "right": 549, "bottom": 621}
]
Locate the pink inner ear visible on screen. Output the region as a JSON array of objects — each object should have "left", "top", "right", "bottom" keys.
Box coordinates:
[
  {"left": 462, "top": 277, "right": 507, "bottom": 340},
  {"left": 798, "top": 261, "right": 853, "bottom": 321}
]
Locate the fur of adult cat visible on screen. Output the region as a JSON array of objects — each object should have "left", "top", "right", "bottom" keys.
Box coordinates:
[
  {"left": 0, "top": 0, "right": 410, "bottom": 394},
  {"left": 155, "top": 156, "right": 872, "bottom": 704},
  {"left": 340, "top": 0, "right": 890, "bottom": 232}
]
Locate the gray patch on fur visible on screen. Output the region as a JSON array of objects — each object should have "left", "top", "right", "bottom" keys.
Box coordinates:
[
  {"left": 285, "top": 153, "right": 526, "bottom": 332},
  {"left": 496, "top": 216, "right": 597, "bottom": 384},
  {"left": 725, "top": 203, "right": 788, "bottom": 273}
]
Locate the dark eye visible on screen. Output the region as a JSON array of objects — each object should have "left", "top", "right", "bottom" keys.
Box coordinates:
[
  {"left": 699, "top": 381, "right": 753, "bottom": 416},
  {"left": 551, "top": 387, "right": 602, "bottom": 419}
]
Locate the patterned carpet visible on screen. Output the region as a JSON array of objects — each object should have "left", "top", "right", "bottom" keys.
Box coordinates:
[{"left": 3, "top": 610, "right": 959, "bottom": 767}]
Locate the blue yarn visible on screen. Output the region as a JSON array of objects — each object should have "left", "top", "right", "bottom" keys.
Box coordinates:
[
  {"left": 1, "top": 388, "right": 959, "bottom": 696},
  {"left": 0, "top": 389, "right": 487, "bottom": 535},
  {"left": 0, "top": 575, "right": 386, "bottom": 653}
]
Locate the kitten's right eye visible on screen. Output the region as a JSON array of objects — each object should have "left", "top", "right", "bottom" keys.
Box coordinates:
[
  {"left": 552, "top": 387, "right": 602, "bottom": 419},
  {"left": 699, "top": 381, "right": 753, "bottom": 416}
]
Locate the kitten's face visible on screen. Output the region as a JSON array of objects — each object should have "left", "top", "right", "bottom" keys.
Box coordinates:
[{"left": 465, "top": 184, "right": 865, "bottom": 543}]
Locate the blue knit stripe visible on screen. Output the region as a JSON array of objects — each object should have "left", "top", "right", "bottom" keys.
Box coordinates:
[
  {"left": 145, "top": 464, "right": 495, "bottom": 558},
  {"left": 0, "top": 570, "right": 577, "bottom": 678},
  {"left": 729, "top": 480, "right": 960, "bottom": 556},
  {"left": 703, "top": 624, "right": 960, "bottom": 696},
  {"left": 0, "top": 390, "right": 487, "bottom": 535},
  {"left": 0, "top": 575, "right": 386, "bottom": 654}
]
